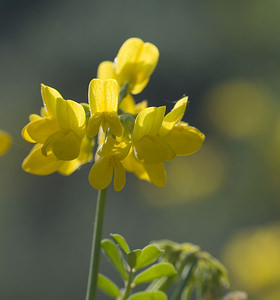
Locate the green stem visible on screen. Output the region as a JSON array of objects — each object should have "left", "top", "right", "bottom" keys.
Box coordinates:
[
  {"left": 122, "top": 269, "right": 135, "bottom": 300},
  {"left": 170, "top": 259, "right": 197, "bottom": 300},
  {"left": 118, "top": 82, "right": 129, "bottom": 105},
  {"left": 85, "top": 188, "right": 108, "bottom": 300}
]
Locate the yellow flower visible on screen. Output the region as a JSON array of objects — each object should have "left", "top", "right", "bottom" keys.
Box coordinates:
[
  {"left": 0, "top": 130, "right": 12, "bottom": 156},
  {"left": 121, "top": 97, "right": 205, "bottom": 187},
  {"left": 89, "top": 136, "right": 131, "bottom": 191},
  {"left": 132, "top": 97, "right": 205, "bottom": 164},
  {"left": 98, "top": 38, "right": 159, "bottom": 94},
  {"left": 22, "top": 136, "right": 93, "bottom": 176},
  {"left": 87, "top": 79, "right": 122, "bottom": 138},
  {"left": 22, "top": 84, "right": 86, "bottom": 161}
]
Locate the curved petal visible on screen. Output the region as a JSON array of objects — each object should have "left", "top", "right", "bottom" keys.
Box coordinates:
[
  {"left": 22, "top": 144, "right": 63, "bottom": 175},
  {"left": 160, "top": 97, "right": 188, "bottom": 136},
  {"left": 23, "top": 117, "right": 59, "bottom": 144},
  {"left": 29, "top": 114, "right": 42, "bottom": 122},
  {"left": 87, "top": 113, "right": 103, "bottom": 137},
  {"left": 22, "top": 124, "right": 36, "bottom": 143},
  {"left": 119, "top": 94, "right": 136, "bottom": 113},
  {"left": 113, "top": 158, "right": 126, "bottom": 191},
  {"left": 122, "top": 150, "right": 149, "bottom": 181},
  {"left": 52, "top": 131, "right": 81, "bottom": 161},
  {"left": 165, "top": 124, "right": 205, "bottom": 156},
  {"left": 130, "top": 42, "right": 159, "bottom": 94},
  {"left": 88, "top": 157, "right": 113, "bottom": 190},
  {"left": 78, "top": 136, "right": 94, "bottom": 163},
  {"left": 144, "top": 163, "right": 166, "bottom": 187},
  {"left": 104, "top": 79, "right": 119, "bottom": 112},
  {"left": 105, "top": 112, "right": 122, "bottom": 137},
  {"left": 133, "top": 136, "right": 175, "bottom": 164},
  {"left": 58, "top": 160, "right": 82, "bottom": 176},
  {"left": 132, "top": 106, "right": 166, "bottom": 142},
  {"left": 41, "top": 84, "right": 62, "bottom": 116},
  {"left": 97, "top": 61, "right": 117, "bottom": 80},
  {"left": 134, "top": 100, "right": 148, "bottom": 113},
  {"left": 88, "top": 79, "right": 106, "bottom": 113},
  {"left": 58, "top": 136, "right": 93, "bottom": 175},
  {"left": 56, "top": 98, "right": 86, "bottom": 137},
  {"left": 148, "top": 106, "right": 166, "bottom": 136},
  {"left": 116, "top": 38, "right": 143, "bottom": 77},
  {"left": 130, "top": 78, "right": 149, "bottom": 95}
]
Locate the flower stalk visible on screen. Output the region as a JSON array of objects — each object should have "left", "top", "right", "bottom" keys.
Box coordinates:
[
  {"left": 85, "top": 188, "right": 107, "bottom": 300},
  {"left": 121, "top": 268, "right": 135, "bottom": 300}
]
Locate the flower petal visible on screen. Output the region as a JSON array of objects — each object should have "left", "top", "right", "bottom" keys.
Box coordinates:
[
  {"left": 88, "top": 79, "right": 106, "bottom": 113},
  {"left": 160, "top": 97, "right": 188, "bottom": 136},
  {"left": 41, "top": 84, "right": 62, "bottom": 117},
  {"left": 105, "top": 112, "right": 122, "bottom": 137},
  {"left": 144, "top": 163, "right": 166, "bottom": 187},
  {"left": 122, "top": 150, "right": 149, "bottom": 181},
  {"left": 132, "top": 106, "right": 166, "bottom": 142},
  {"left": 87, "top": 113, "right": 103, "bottom": 137},
  {"left": 23, "top": 117, "right": 59, "bottom": 144},
  {"left": 104, "top": 79, "right": 119, "bottom": 112},
  {"left": 52, "top": 131, "right": 81, "bottom": 160},
  {"left": 58, "top": 136, "right": 93, "bottom": 175},
  {"left": 130, "top": 42, "right": 159, "bottom": 94},
  {"left": 29, "top": 114, "right": 42, "bottom": 122},
  {"left": 130, "top": 79, "right": 149, "bottom": 95},
  {"left": 88, "top": 157, "right": 113, "bottom": 190},
  {"left": 119, "top": 94, "right": 136, "bottom": 113},
  {"left": 56, "top": 98, "right": 86, "bottom": 137},
  {"left": 97, "top": 61, "right": 117, "bottom": 80},
  {"left": 133, "top": 136, "right": 175, "bottom": 164},
  {"left": 115, "top": 38, "right": 143, "bottom": 78},
  {"left": 113, "top": 158, "right": 126, "bottom": 191},
  {"left": 135, "top": 100, "right": 148, "bottom": 113},
  {"left": 165, "top": 124, "right": 205, "bottom": 156},
  {"left": 22, "top": 144, "right": 63, "bottom": 175},
  {"left": 149, "top": 106, "right": 166, "bottom": 136},
  {"left": 58, "top": 160, "right": 82, "bottom": 176}
]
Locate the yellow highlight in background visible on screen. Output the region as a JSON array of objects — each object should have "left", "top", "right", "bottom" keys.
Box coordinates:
[
  {"left": 0, "top": 130, "right": 11, "bottom": 156},
  {"left": 222, "top": 223, "right": 280, "bottom": 300}
]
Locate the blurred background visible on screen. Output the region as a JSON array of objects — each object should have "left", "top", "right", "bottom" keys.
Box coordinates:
[{"left": 1, "top": 0, "right": 280, "bottom": 299}]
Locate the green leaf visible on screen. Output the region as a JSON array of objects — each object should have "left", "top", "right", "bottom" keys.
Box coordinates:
[
  {"left": 97, "top": 274, "right": 121, "bottom": 298},
  {"left": 133, "top": 263, "right": 176, "bottom": 286},
  {"left": 128, "top": 291, "right": 167, "bottom": 300},
  {"left": 135, "top": 245, "right": 164, "bottom": 269},
  {"left": 127, "top": 249, "right": 142, "bottom": 269},
  {"left": 111, "top": 233, "right": 131, "bottom": 254},
  {"left": 101, "top": 239, "right": 128, "bottom": 280}
]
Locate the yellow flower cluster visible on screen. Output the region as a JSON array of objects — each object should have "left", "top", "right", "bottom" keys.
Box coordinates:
[{"left": 22, "top": 38, "right": 205, "bottom": 191}]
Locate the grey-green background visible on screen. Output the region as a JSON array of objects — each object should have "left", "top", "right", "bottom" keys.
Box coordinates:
[{"left": 1, "top": 1, "right": 280, "bottom": 299}]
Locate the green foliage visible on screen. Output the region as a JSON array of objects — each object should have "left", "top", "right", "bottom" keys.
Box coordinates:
[
  {"left": 133, "top": 263, "right": 176, "bottom": 285},
  {"left": 194, "top": 252, "right": 229, "bottom": 299},
  {"left": 135, "top": 245, "right": 164, "bottom": 269},
  {"left": 99, "top": 234, "right": 170, "bottom": 299},
  {"left": 98, "top": 234, "right": 230, "bottom": 300},
  {"left": 111, "top": 233, "right": 131, "bottom": 254},
  {"left": 101, "top": 239, "right": 128, "bottom": 280},
  {"left": 128, "top": 291, "right": 167, "bottom": 300},
  {"left": 127, "top": 249, "right": 142, "bottom": 269},
  {"left": 97, "top": 274, "right": 121, "bottom": 298},
  {"left": 152, "top": 240, "right": 229, "bottom": 300}
]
